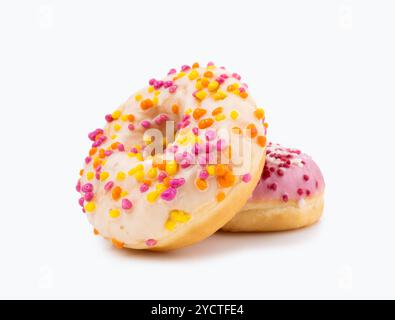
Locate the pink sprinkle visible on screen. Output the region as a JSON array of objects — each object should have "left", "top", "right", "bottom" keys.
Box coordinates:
[
  {"left": 130, "top": 147, "right": 138, "bottom": 154},
  {"left": 128, "top": 123, "right": 135, "bottom": 131},
  {"left": 297, "top": 188, "right": 304, "bottom": 196},
  {"left": 169, "top": 85, "right": 178, "bottom": 93},
  {"left": 169, "top": 178, "right": 185, "bottom": 188},
  {"left": 76, "top": 180, "right": 81, "bottom": 192},
  {"left": 160, "top": 187, "right": 177, "bottom": 201},
  {"left": 122, "top": 198, "right": 133, "bottom": 210},
  {"left": 146, "top": 239, "right": 157, "bottom": 247},
  {"left": 158, "top": 172, "right": 167, "bottom": 182},
  {"left": 154, "top": 80, "right": 164, "bottom": 90},
  {"left": 220, "top": 73, "right": 229, "bottom": 79},
  {"left": 140, "top": 120, "right": 151, "bottom": 129},
  {"left": 117, "top": 144, "right": 125, "bottom": 152},
  {"left": 303, "top": 174, "right": 310, "bottom": 181},
  {"left": 105, "top": 114, "right": 113, "bottom": 122},
  {"left": 242, "top": 173, "right": 251, "bottom": 183},
  {"left": 199, "top": 170, "right": 209, "bottom": 180},
  {"left": 167, "top": 68, "right": 177, "bottom": 75},
  {"left": 84, "top": 157, "right": 92, "bottom": 164},
  {"left": 181, "top": 65, "right": 190, "bottom": 71},
  {"left": 232, "top": 72, "right": 241, "bottom": 80},
  {"left": 216, "top": 139, "right": 227, "bottom": 151},
  {"left": 282, "top": 194, "right": 289, "bottom": 202},
  {"left": 192, "top": 127, "right": 199, "bottom": 135},
  {"left": 78, "top": 197, "right": 84, "bottom": 207},
  {"left": 207, "top": 61, "right": 215, "bottom": 66},
  {"left": 104, "top": 181, "right": 114, "bottom": 191},
  {"left": 149, "top": 78, "right": 156, "bottom": 86},
  {"left": 163, "top": 81, "right": 173, "bottom": 88},
  {"left": 81, "top": 183, "right": 93, "bottom": 193},
  {"left": 95, "top": 172, "right": 100, "bottom": 180},
  {"left": 84, "top": 192, "right": 94, "bottom": 201},
  {"left": 139, "top": 183, "right": 149, "bottom": 193},
  {"left": 104, "top": 150, "right": 113, "bottom": 157}
]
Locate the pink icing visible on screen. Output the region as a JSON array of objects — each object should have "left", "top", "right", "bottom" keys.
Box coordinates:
[{"left": 251, "top": 143, "right": 325, "bottom": 202}]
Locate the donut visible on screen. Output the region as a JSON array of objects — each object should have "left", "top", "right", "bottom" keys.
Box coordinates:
[
  {"left": 76, "top": 62, "right": 268, "bottom": 250},
  {"left": 222, "top": 142, "right": 324, "bottom": 232}
]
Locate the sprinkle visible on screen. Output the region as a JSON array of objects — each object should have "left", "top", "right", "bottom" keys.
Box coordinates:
[
  {"left": 297, "top": 188, "right": 304, "bottom": 196},
  {"left": 242, "top": 173, "right": 252, "bottom": 183},
  {"left": 207, "top": 165, "right": 215, "bottom": 175},
  {"left": 135, "top": 94, "right": 142, "bottom": 101},
  {"left": 194, "top": 90, "right": 207, "bottom": 100},
  {"left": 216, "top": 191, "right": 225, "bottom": 202},
  {"left": 214, "top": 113, "right": 226, "bottom": 121},
  {"left": 147, "top": 191, "right": 159, "bottom": 203},
  {"left": 160, "top": 187, "right": 177, "bottom": 201},
  {"left": 170, "top": 210, "right": 191, "bottom": 223},
  {"left": 81, "top": 183, "right": 93, "bottom": 193},
  {"left": 188, "top": 69, "right": 199, "bottom": 80},
  {"left": 213, "top": 90, "right": 227, "bottom": 100},
  {"left": 282, "top": 194, "right": 289, "bottom": 202},
  {"left": 145, "top": 239, "right": 157, "bottom": 247},
  {"left": 93, "top": 228, "right": 99, "bottom": 235},
  {"left": 303, "top": 174, "right": 310, "bottom": 181},
  {"left": 257, "top": 135, "right": 267, "bottom": 147},
  {"left": 140, "top": 99, "right": 154, "bottom": 110},
  {"left": 112, "top": 186, "right": 122, "bottom": 200},
  {"left": 169, "top": 85, "right": 178, "bottom": 93},
  {"left": 112, "top": 239, "right": 124, "bottom": 249},
  {"left": 113, "top": 123, "right": 121, "bottom": 131},
  {"left": 116, "top": 171, "right": 126, "bottom": 181},
  {"left": 147, "top": 167, "right": 157, "bottom": 179},
  {"left": 212, "top": 107, "right": 223, "bottom": 116},
  {"left": 104, "top": 181, "right": 114, "bottom": 191},
  {"left": 111, "top": 110, "right": 121, "bottom": 120},
  {"left": 230, "top": 110, "right": 239, "bottom": 120},
  {"left": 217, "top": 172, "right": 235, "bottom": 188},
  {"left": 198, "top": 118, "right": 214, "bottom": 129},
  {"left": 86, "top": 171, "right": 94, "bottom": 180},
  {"left": 169, "top": 177, "right": 186, "bottom": 188},
  {"left": 246, "top": 124, "right": 258, "bottom": 138},
  {"left": 199, "top": 170, "right": 209, "bottom": 180},
  {"left": 195, "top": 178, "right": 208, "bottom": 190},
  {"left": 240, "top": 91, "right": 248, "bottom": 99},
  {"left": 208, "top": 80, "right": 219, "bottom": 92},
  {"left": 128, "top": 124, "right": 135, "bottom": 131},
  {"left": 193, "top": 108, "right": 207, "bottom": 120},
  {"left": 84, "top": 192, "right": 94, "bottom": 201},
  {"left": 84, "top": 202, "right": 96, "bottom": 213},
  {"left": 78, "top": 197, "right": 84, "bottom": 207},
  {"left": 139, "top": 183, "right": 149, "bottom": 193},
  {"left": 134, "top": 170, "right": 145, "bottom": 182},
  {"left": 254, "top": 108, "right": 265, "bottom": 119},
  {"left": 204, "top": 71, "right": 214, "bottom": 78},
  {"left": 157, "top": 172, "right": 167, "bottom": 182},
  {"left": 165, "top": 160, "right": 178, "bottom": 176},
  {"left": 109, "top": 209, "right": 120, "bottom": 218},
  {"left": 121, "top": 199, "right": 133, "bottom": 210},
  {"left": 140, "top": 120, "right": 151, "bottom": 129},
  {"left": 165, "top": 220, "right": 176, "bottom": 231}
]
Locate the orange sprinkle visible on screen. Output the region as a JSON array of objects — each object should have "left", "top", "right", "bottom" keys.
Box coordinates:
[
  {"left": 227, "top": 84, "right": 236, "bottom": 92},
  {"left": 215, "top": 164, "right": 229, "bottom": 177},
  {"left": 93, "top": 158, "right": 102, "bottom": 169},
  {"left": 89, "top": 148, "right": 97, "bottom": 156},
  {"left": 264, "top": 122, "right": 269, "bottom": 129},
  {"left": 240, "top": 91, "right": 248, "bottom": 99},
  {"left": 192, "top": 62, "right": 200, "bottom": 68},
  {"left": 232, "top": 127, "right": 242, "bottom": 135},
  {"left": 140, "top": 99, "right": 154, "bottom": 110},
  {"left": 216, "top": 191, "right": 225, "bottom": 202},
  {"left": 127, "top": 114, "right": 135, "bottom": 122},
  {"left": 93, "top": 228, "right": 99, "bottom": 235},
  {"left": 201, "top": 78, "right": 209, "bottom": 87},
  {"left": 257, "top": 135, "right": 267, "bottom": 147},
  {"left": 98, "top": 148, "right": 106, "bottom": 158},
  {"left": 246, "top": 123, "right": 258, "bottom": 138},
  {"left": 193, "top": 108, "right": 207, "bottom": 120},
  {"left": 112, "top": 238, "right": 124, "bottom": 249},
  {"left": 203, "top": 71, "right": 213, "bottom": 78},
  {"left": 198, "top": 118, "right": 214, "bottom": 129},
  {"left": 254, "top": 109, "right": 265, "bottom": 120},
  {"left": 172, "top": 104, "right": 179, "bottom": 114},
  {"left": 111, "top": 142, "right": 120, "bottom": 150},
  {"left": 112, "top": 186, "right": 122, "bottom": 200},
  {"left": 218, "top": 172, "right": 235, "bottom": 188},
  {"left": 143, "top": 179, "right": 152, "bottom": 186},
  {"left": 212, "top": 107, "right": 223, "bottom": 116},
  {"left": 163, "top": 177, "right": 171, "bottom": 187},
  {"left": 196, "top": 178, "right": 208, "bottom": 190},
  {"left": 79, "top": 169, "right": 84, "bottom": 176}
]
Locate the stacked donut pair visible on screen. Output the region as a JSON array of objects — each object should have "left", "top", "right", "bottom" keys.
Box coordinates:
[{"left": 76, "top": 62, "right": 324, "bottom": 251}]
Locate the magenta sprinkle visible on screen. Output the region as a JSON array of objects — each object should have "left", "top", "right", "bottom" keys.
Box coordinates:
[
  {"left": 139, "top": 183, "right": 149, "bottom": 193},
  {"left": 282, "top": 194, "right": 289, "bottom": 202},
  {"left": 192, "top": 127, "right": 199, "bottom": 135},
  {"left": 297, "top": 188, "right": 304, "bottom": 196},
  {"left": 163, "top": 81, "right": 173, "bottom": 88},
  {"left": 169, "top": 178, "right": 186, "bottom": 188},
  {"left": 78, "top": 197, "right": 84, "bottom": 207},
  {"left": 242, "top": 173, "right": 251, "bottom": 183},
  {"left": 104, "top": 150, "right": 113, "bottom": 157},
  {"left": 169, "top": 85, "right": 177, "bottom": 93},
  {"left": 81, "top": 183, "right": 93, "bottom": 193},
  {"left": 140, "top": 120, "right": 151, "bottom": 129},
  {"left": 128, "top": 123, "right": 135, "bottom": 131},
  {"left": 122, "top": 199, "right": 133, "bottom": 210},
  {"left": 167, "top": 68, "right": 176, "bottom": 75},
  {"left": 117, "top": 144, "right": 125, "bottom": 152},
  {"left": 199, "top": 170, "right": 209, "bottom": 180},
  {"left": 104, "top": 181, "right": 114, "bottom": 191},
  {"left": 303, "top": 174, "right": 310, "bottom": 181},
  {"left": 160, "top": 187, "right": 177, "bottom": 201},
  {"left": 84, "top": 192, "right": 94, "bottom": 201},
  {"left": 76, "top": 181, "right": 81, "bottom": 192},
  {"left": 158, "top": 172, "right": 167, "bottom": 182},
  {"left": 146, "top": 239, "right": 157, "bottom": 247},
  {"left": 105, "top": 114, "right": 113, "bottom": 122},
  {"left": 181, "top": 65, "right": 190, "bottom": 71}
]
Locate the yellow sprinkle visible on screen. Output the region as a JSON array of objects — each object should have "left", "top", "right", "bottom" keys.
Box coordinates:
[
  {"left": 148, "top": 86, "right": 154, "bottom": 93},
  {"left": 112, "top": 110, "right": 121, "bottom": 120},
  {"left": 185, "top": 108, "right": 192, "bottom": 115},
  {"left": 208, "top": 80, "right": 219, "bottom": 92},
  {"left": 170, "top": 210, "right": 191, "bottom": 223},
  {"left": 135, "top": 94, "right": 142, "bottom": 101},
  {"left": 120, "top": 190, "right": 128, "bottom": 197},
  {"left": 147, "top": 191, "right": 159, "bottom": 203},
  {"left": 188, "top": 69, "right": 199, "bottom": 80},
  {"left": 207, "top": 165, "right": 215, "bottom": 175},
  {"left": 155, "top": 183, "right": 167, "bottom": 193},
  {"left": 100, "top": 171, "right": 109, "bottom": 181},
  {"left": 165, "top": 220, "right": 176, "bottom": 231},
  {"left": 111, "top": 134, "right": 117, "bottom": 140},
  {"left": 116, "top": 171, "right": 126, "bottom": 181},
  {"left": 86, "top": 171, "right": 94, "bottom": 180},
  {"left": 154, "top": 90, "right": 161, "bottom": 96},
  {"left": 114, "top": 123, "right": 121, "bottom": 131},
  {"left": 121, "top": 114, "right": 128, "bottom": 121},
  {"left": 127, "top": 152, "right": 136, "bottom": 158},
  {"left": 152, "top": 96, "right": 159, "bottom": 105},
  {"left": 195, "top": 79, "right": 204, "bottom": 90},
  {"left": 213, "top": 90, "right": 227, "bottom": 100},
  {"left": 85, "top": 202, "right": 96, "bottom": 213},
  {"left": 128, "top": 164, "right": 144, "bottom": 176},
  {"left": 136, "top": 154, "right": 144, "bottom": 161},
  {"left": 177, "top": 71, "right": 186, "bottom": 78},
  {"left": 134, "top": 170, "right": 145, "bottom": 182},
  {"left": 165, "top": 160, "right": 178, "bottom": 176},
  {"left": 147, "top": 167, "right": 157, "bottom": 179},
  {"left": 109, "top": 209, "right": 120, "bottom": 218},
  {"left": 195, "top": 90, "right": 207, "bottom": 100},
  {"left": 215, "top": 113, "right": 226, "bottom": 121},
  {"left": 230, "top": 110, "right": 239, "bottom": 120}
]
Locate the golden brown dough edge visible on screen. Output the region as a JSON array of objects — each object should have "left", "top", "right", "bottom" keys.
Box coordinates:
[{"left": 221, "top": 193, "right": 324, "bottom": 232}]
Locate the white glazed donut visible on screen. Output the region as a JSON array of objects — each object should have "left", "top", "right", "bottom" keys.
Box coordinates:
[
  {"left": 76, "top": 62, "right": 268, "bottom": 250},
  {"left": 222, "top": 142, "right": 325, "bottom": 232}
]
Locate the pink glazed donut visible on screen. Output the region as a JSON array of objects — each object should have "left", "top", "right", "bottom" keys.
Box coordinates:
[{"left": 222, "top": 142, "right": 325, "bottom": 232}]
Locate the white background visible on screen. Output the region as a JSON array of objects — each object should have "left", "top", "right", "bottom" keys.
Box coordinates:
[{"left": 0, "top": 0, "right": 394, "bottom": 299}]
